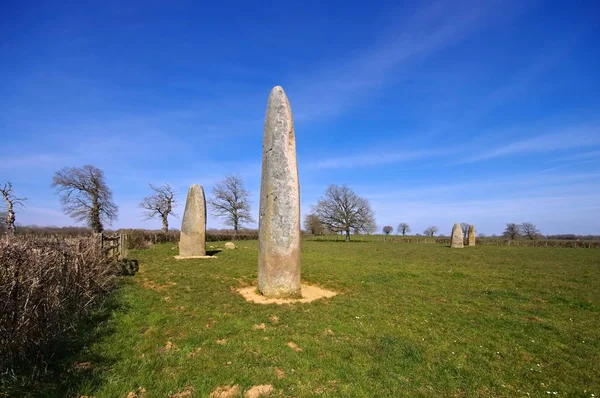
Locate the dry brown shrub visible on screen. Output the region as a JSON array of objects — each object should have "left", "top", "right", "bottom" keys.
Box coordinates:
[{"left": 0, "top": 235, "right": 118, "bottom": 368}]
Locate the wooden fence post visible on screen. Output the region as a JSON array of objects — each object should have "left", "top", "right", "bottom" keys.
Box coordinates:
[{"left": 119, "top": 233, "right": 128, "bottom": 260}]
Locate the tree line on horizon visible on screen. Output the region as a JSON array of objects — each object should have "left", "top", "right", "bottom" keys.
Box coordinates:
[
  {"left": 376, "top": 222, "right": 543, "bottom": 240},
  {"left": 0, "top": 165, "right": 255, "bottom": 236},
  {"left": 2, "top": 164, "right": 378, "bottom": 242},
  {"left": 2, "top": 164, "right": 598, "bottom": 241}
]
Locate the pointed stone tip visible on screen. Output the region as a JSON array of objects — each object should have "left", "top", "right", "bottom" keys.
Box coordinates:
[
  {"left": 269, "top": 85, "right": 288, "bottom": 99},
  {"left": 267, "top": 86, "right": 291, "bottom": 112}
]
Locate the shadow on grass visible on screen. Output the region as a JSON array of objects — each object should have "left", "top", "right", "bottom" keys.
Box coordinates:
[
  {"left": 206, "top": 249, "right": 222, "bottom": 256},
  {"left": 0, "top": 292, "right": 128, "bottom": 398}
]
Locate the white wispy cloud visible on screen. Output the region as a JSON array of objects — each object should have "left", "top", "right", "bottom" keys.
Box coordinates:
[
  {"left": 0, "top": 153, "right": 77, "bottom": 171},
  {"left": 307, "top": 147, "right": 450, "bottom": 170},
  {"left": 554, "top": 149, "right": 600, "bottom": 162},
  {"left": 364, "top": 170, "right": 600, "bottom": 200},
  {"left": 460, "top": 123, "right": 600, "bottom": 163},
  {"left": 290, "top": 0, "right": 534, "bottom": 121}
]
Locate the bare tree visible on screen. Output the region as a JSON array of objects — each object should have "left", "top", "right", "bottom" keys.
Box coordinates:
[
  {"left": 52, "top": 165, "right": 118, "bottom": 233},
  {"left": 520, "top": 222, "right": 540, "bottom": 240},
  {"left": 397, "top": 222, "right": 411, "bottom": 236},
  {"left": 382, "top": 225, "right": 393, "bottom": 235},
  {"left": 364, "top": 218, "right": 377, "bottom": 235},
  {"left": 304, "top": 213, "right": 325, "bottom": 235},
  {"left": 460, "top": 222, "right": 470, "bottom": 239},
  {"left": 208, "top": 175, "right": 255, "bottom": 235},
  {"left": 139, "top": 183, "right": 177, "bottom": 232},
  {"left": 313, "top": 184, "right": 376, "bottom": 242},
  {"left": 0, "top": 182, "right": 27, "bottom": 235},
  {"left": 423, "top": 226, "right": 439, "bottom": 237},
  {"left": 503, "top": 223, "right": 521, "bottom": 240}
]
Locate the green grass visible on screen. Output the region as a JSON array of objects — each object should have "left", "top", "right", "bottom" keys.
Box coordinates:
[{"left": 13, "top": 241, "right": 600, "bottom": 397}]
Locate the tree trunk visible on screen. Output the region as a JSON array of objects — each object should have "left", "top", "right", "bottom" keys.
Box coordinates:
[
  {"left": 91, "top": 197, "right": 103, "bottom": 233},
  {"left": 345, "top": 229, "right": 350, "bottom": 242},
  {"left": 161, "top": 216, "right": 168, "bottom": 233},
  {"left": 7, "top": 205, "right": 15, "bottom": 236}
]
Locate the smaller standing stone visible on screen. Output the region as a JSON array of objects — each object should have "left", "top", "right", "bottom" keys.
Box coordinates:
[
  {"left": 225, "top": 242, "right": 236, "bottom": 250},
  {"left": 451, "top": 223, "right": 464, "bottom": 248},
  {"left": 178, "top": 184, "right": 207, "bottom": 257},
  {"left": 468, "top": 224, "right": 476, "bottom": 246}
]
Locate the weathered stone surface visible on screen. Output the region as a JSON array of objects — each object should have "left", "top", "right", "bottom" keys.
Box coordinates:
[
  {"left": 258, "top": 86, "right": 301, "bottom": 298},
  {"left": 178, "top": 184, "right": 206, "bottom": 257},
  {"left": 468, "top": 224, "right": 476, "bottom": 246},
  {"left": 225, "top": 242, "right": 236, "bottom": 250},
  {"left": 451, "top": 223, "right": 464, "bottom": 248}
]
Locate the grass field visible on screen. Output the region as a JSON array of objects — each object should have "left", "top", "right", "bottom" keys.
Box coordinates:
[{"left": 13, "top": 240, "right": 600, "bottom": 397}]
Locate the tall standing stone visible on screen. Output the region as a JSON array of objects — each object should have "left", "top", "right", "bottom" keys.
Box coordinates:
[
  {"left": 468, "top": 224, "right": 476, "bottom": 246},
  {"left": 258, "top": 86, "right": 301, "bottom": 298},
  {"left": 178, "top": 184, "right": 207, "bottom": 257},
  {"left": 451, "top": 223, "right": 464, "bottom": 248}
]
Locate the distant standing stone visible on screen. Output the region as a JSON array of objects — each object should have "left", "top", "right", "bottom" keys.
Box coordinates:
[
  {"left": 468, "top": 224, "right": 476, "bottom": 246},
  {"left": 225, "top": 242, "right": 236, "bottom": 250},
  {"left": 179, "top": 184, "right": 207, "bottom": 257},
  {"left": 258, "top": 86, "right": 301, "bottom": 298},
  {"left": 451, "top": 223, "right": 464, "bottom": 248}
]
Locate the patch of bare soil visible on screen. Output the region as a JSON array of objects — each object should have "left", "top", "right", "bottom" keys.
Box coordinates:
[
  {"left": 274, "top": 367, "right": 286, "bottom": 379},
  {"left": 209, "top": 385, "right": 240, "bottom": 398},
  {"left": 205, "top": 318, "right": 216, "bottom": 329},
  {"left": 287, "top": 341, "right": 302, "bottom": 352},
  {"left": 238, "top": 284, "right": 337, "bottom": 305},
  {"left": 169, "top": 386, "right": 195, "bottom": 397},
  {"left": 126, "top": 387, "right": 146, "bottom": 398},
  {"left": 159, "top": 341, "right": 177, "bottom": 354},
  {"left": 244, "top": 385, "right": 273, "bottom": 398},
  {"left": 187, "top": 347, "right": 202, "bottom": 357},
  {"left": 215, "top": 339, "right": 228, "bottom": 345},
  {"left": 269, "top": 316, "right": 279, "bottom": 323},
  {"left": 252, "top": 323, "right": 266, "bottom": 330}
]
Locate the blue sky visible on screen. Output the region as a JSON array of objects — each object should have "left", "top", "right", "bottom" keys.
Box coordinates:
[{"left": 1, "top": 0, "right": 599, "bottom": 235}]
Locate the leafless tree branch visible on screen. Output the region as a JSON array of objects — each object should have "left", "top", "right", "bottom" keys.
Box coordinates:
[
  {"left": 460, "top": 222, "right": 471, "bottom": 239},
  {"left": 208, "top": 175, "right": 255, "bottom": 234},
  {"left": 423, "top": 226, "right": 439, "bottom": 237},
  {"left": 304, "top": 213, "right": 325, "bottom": 235},
  {"left": 520, "top": 222, "right": 540, "bottom": 240},
  {"left": 0, "top": 181, "right": 27, "bottom": 235},
  {"left": 313, "top": 184, "right": 376, "bottom": 242},
  {"left": 52, "top": 165, "right": 118, "bottom": 233},
  {"left": 139, "top": 183, "right": 178, "bottom": 232},
  {"left": 503, "top": 223, "right": 521, "bottom": 240},
  {"left": 397, "top": 222, "right": 411, "bottom": 236}
]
